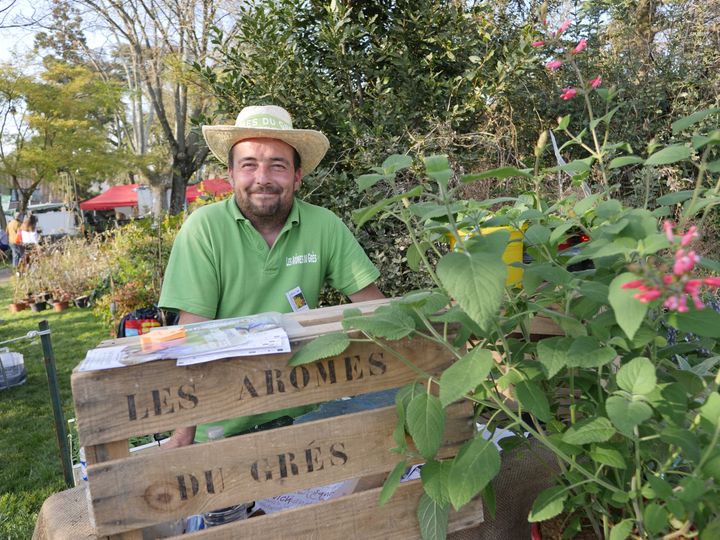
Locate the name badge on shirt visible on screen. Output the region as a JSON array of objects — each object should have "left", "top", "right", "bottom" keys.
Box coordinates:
[{"left": 286, "top": 286, "right": 310, "bottom": 312}]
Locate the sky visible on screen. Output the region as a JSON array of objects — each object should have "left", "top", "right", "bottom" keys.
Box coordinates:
[{"left": 0, "top": 0, "right": 45, "bottom": 62}]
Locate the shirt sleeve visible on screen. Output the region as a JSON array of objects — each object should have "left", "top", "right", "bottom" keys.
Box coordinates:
[
  {"left": 159, "top": 214, "right": 220, "bottom": 319},
  {"left": 324, "top": 218, "right": 380, "bottom": 296}
]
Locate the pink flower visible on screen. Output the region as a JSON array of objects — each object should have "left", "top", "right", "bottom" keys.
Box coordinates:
[
  {"left": 560, "top": 88, "right": 577, "bottom": 100},
  {"left": 589, "top": 76, "right": 602, "bottom": 89},
  {"left": 680, "top": 225, "right": 698, "bottom": 247},
  {"left": 555, "top": 19, "right": 571, "bottom": 36},
  {"left": 621, "top": 280, "right": 645, "bottom": 289},
  {"left": 663, "top": 274, "right": 674, "bottom": 285},
  {"left": 532, "top": 41, "right": 545, "bottom": 47},
  {"left": 673, "top": 249, "right": 700, "bottom": 276},
  {"left": 703, "top": 277, "right": 720, "bottom": 288},
  {"left": 663, "top": 220, "right": 674, "bottom": 242},
  {"left": 664, "top": 295, "right": 689, "bottom": 312},
  {"left": 572, "top": 39, "right": 587, "bottom": 54},
  {"left": 546, "top": 59, "right": 563, "bottom": 70},
  {"left": 635, "top": 288, "right": 662, "bottom": 303}
]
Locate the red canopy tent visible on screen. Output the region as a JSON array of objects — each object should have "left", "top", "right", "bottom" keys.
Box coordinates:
[
  {"left": 79, "top": 184, "right": 140, "bottom": 211},
  {"left": 79, "top": 179, "right": 232, "bottom": 211},
  {"left": 185, "top": 178, "right": 232, "bottom": 202}
]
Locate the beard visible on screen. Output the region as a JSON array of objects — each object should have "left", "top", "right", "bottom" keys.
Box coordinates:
[{"left": 235, "top": 186, "right": 294, "bottom": 228}]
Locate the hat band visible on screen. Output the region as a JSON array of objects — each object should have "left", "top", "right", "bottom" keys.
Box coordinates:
[{"left": 237, "top": 114, "right": 292, "bottom": 130}]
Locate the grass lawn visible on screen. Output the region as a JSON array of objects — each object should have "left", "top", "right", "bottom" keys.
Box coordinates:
[{"left": 0, "top": 277, "right": 109, "bottom": 539}]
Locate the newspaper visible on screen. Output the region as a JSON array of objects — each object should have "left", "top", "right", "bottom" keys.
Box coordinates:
[{"left": 77, "top": 313, "right": 292, "bottom": 372}]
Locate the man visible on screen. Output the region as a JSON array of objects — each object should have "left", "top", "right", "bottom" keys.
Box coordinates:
[
  {"left": 6, "top": 212, "right": 24, "bottom": 269},
  {"left": 159, "top": 105, "right": 384, "bottom": 447}
]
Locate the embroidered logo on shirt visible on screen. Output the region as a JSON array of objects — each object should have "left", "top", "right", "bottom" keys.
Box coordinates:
[{"left": 285, "top": 252, "right": 318, "bottom": 266}]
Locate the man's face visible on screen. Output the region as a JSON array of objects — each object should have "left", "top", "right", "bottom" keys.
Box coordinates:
[{"left": 228, "top": 138, "right": 302, "bottom": 224}]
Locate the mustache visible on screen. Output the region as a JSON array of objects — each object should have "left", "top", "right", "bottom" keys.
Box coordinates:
[{"left": 249, "top": 186, "right": 281, "bottom": 195}]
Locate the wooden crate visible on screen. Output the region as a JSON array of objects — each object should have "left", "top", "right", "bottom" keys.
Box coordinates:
[{"left": 71, "top": 300, "right": 488, "bottom": 539}]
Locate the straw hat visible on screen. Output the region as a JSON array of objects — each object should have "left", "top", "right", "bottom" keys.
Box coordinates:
[{"left": 202, "top": 105, "right": 329, "bottom": 174}]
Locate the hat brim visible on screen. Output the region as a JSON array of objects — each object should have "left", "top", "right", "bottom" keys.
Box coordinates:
[{"left": 202, "top": 126, "right": 330, "bottom": 175}]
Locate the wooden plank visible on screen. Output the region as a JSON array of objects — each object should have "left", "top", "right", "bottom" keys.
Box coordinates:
[
  {"left": 86, "top": 402, "right": 474, "bottom": 536},
  {"left": 179, "top": 479, "right": 483, "bottom": 540},
  {"left": 72, "top": 336, "right": 454, "bottom": 446}
]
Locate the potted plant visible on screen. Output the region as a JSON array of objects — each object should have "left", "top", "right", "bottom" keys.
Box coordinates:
[{"left": 289, "top": 102, "right": 720, "bottom": 538}]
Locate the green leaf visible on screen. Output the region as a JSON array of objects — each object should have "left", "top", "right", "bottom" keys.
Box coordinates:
[
  {"left": 342, "top": 305, "right": 415, "bottom": 340},
  {"left": 424, "top": 154, "right": 452, "bottom": 188},
  {"left": 645, "top": 144, "right": 692, "bottom": 166},
  {"left": 393, "top": 384, "right": 420, "bottom": 450},
  {"left": 617, "top": 357, "right": 657, "bottom": 395},
  {"left": 420, "top": 460, "right": 451, "bottom": 504},
  {"left": 528, "top": 486, "right": 567, "bottom": 522},
  {"left": 537, "top": 337, "right": 574, "bottom": 379},
  {"left": 609, "top": 519, "right": 634, "bottom": 540},
  {"left": 676, "top": 476, "right": 705, "bottom": 503},
  {"left": 379, "top": 460, "right": 407, "bottom": 506},
  {"left": 590, "top": 444, "right": 627, "bottom": 469},
  {"left": 609, "top": 273, "right": 649, "bottom": 340},
  {"left": 643, "top": 503, "right": 668, "bottom": 535},
  {"left": 407, "top": 241, "right": 432, "bottom": 271},
  {"left": 562, "top": 417, "right": 616, "bottom": 445},
  {"left": 439, "top": 347, "right": 494, "bottom": 406},
  {"left": 671, "top": 108, "right": 720, "bottom": 134},
  {"left": 647, "top": 475, "right": 673, "bottom": 499},
  {"left": 417, "top": 493, "right": 449, "bottom": 540},
  {"left": 436, "top": 250, "right": 505, "bottom": 331},
  {"left": 700, "top": 392, "right": 720, "bottom": 428},
  {"left": 707, "top": 159, "right": 720, "bottom": 173},
  {"left": 524, "top": 224, "right": 551, "bottom": 245},
  {"left": 568, "top": 337, "right": 617, "bottom": 369},
  {"left": 656, "top": 190, "right": 695, "bottom": 205},
  {"left": 668, "top": 308, "right": 720, "bottom": 338},
  {"left": 356, "top": 173, "right": 389, "bottom": 191},
  {"left": 700, "top": 519, "right": 720, "bottom": 540},
  {"left": 407, "top": 393, "right": 445, "bottom": 460},
  {"left": 606, "top": 395, "right": 653, "bottom": 437},
  {"left": 660, "top": 427, "right": 701, "bottom": 463},
  {"left": 608, "top": 156, "right": 644, "bottom": 169},
  {"left": 558, "top": 115, "right": 571, "bottom": 129},
  {"left": 515, "top": 380, "right": 552, "bottom": 422},
  {"left": 382, "top": 154, "right": 413, "bottom": 175},
  {"left": 447, "top": 437, "right": 501, "bottom": 510},
  {"left": 574, "top": 192, "right": 604, "bottom": 216},
  {"left": 461, "top": 166, "right": 532, "bottom": 182},
  {"left": 288, "top": 333, "right": 350, "bottom": 366},
  {"left": 352, "top": 186, "right": 424, "bottom": 227}
]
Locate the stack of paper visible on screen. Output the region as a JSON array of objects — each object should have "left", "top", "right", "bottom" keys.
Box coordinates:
[{"left": 78, "top": 313, "right": 291, "bottom": 372}]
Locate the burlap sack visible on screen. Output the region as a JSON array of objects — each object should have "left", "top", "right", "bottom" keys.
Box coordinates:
[{"left": 448, "top": 438, "right": 558, "bottom": 540}]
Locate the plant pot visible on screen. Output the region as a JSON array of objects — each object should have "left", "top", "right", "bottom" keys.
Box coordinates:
[
  {"left": 74, "top": 296, "right": 90, "bottom": 308},
  {"left": 38, "top": 291, "right": 53, "bottom": 303},
  {"left": 30, "top": 301, "right": 48, "bottom": 312},
  {"left": 9, "top": 302, "right": 27, "bottom": 313},
  {"left": 52, "top": 301, "right": 69, "bottom": 312}
]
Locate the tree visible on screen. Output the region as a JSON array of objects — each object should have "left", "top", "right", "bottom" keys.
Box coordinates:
[
  {"left": 0, "top": 61, "right": 126, "bottom": 213},
  {"left": 72, "top": 0, "right": 224, "bottom": 214}
]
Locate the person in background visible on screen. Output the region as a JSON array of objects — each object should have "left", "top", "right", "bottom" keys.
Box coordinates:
[
  {"left": 6, "top": 212, "right": 24, "bottom": 269},
  {"left": 159, "top": 105, "right": 385, "bottom": 448}
]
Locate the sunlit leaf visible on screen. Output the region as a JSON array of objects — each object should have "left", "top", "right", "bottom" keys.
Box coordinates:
[
  {"left": 439, "top": 347, "right": 494, "bottom": 406},
  {"left": 288, "top": 333, "right": 350, "bottom": 366},
  {"left": 406, "top": 393, "right": 445, "bottom": 459}
]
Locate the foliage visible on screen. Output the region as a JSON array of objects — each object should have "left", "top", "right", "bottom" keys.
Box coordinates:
[
  {"left": 19, "top": 236, "right": 113, "bottom": 300},
  {"left": 92, "top": 216, "right": 183, "bottom": 326},
  {"left": 292, "top": 95, "right": 720, "bottom": 539}
]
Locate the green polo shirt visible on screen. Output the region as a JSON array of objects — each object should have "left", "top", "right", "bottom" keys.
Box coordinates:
[{"left": 159, "top": 196, "right": 380, "bottom": 441}]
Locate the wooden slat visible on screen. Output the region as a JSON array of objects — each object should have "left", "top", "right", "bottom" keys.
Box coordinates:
[
  {"left": 179, "top": 479, "right": 483, "bottom": 540},
  {"left": 86, "top": 402, "right": 473, "bottom": 536},
  {"left": 72, "top": 336, "right": 453, "bottom": 446}
]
